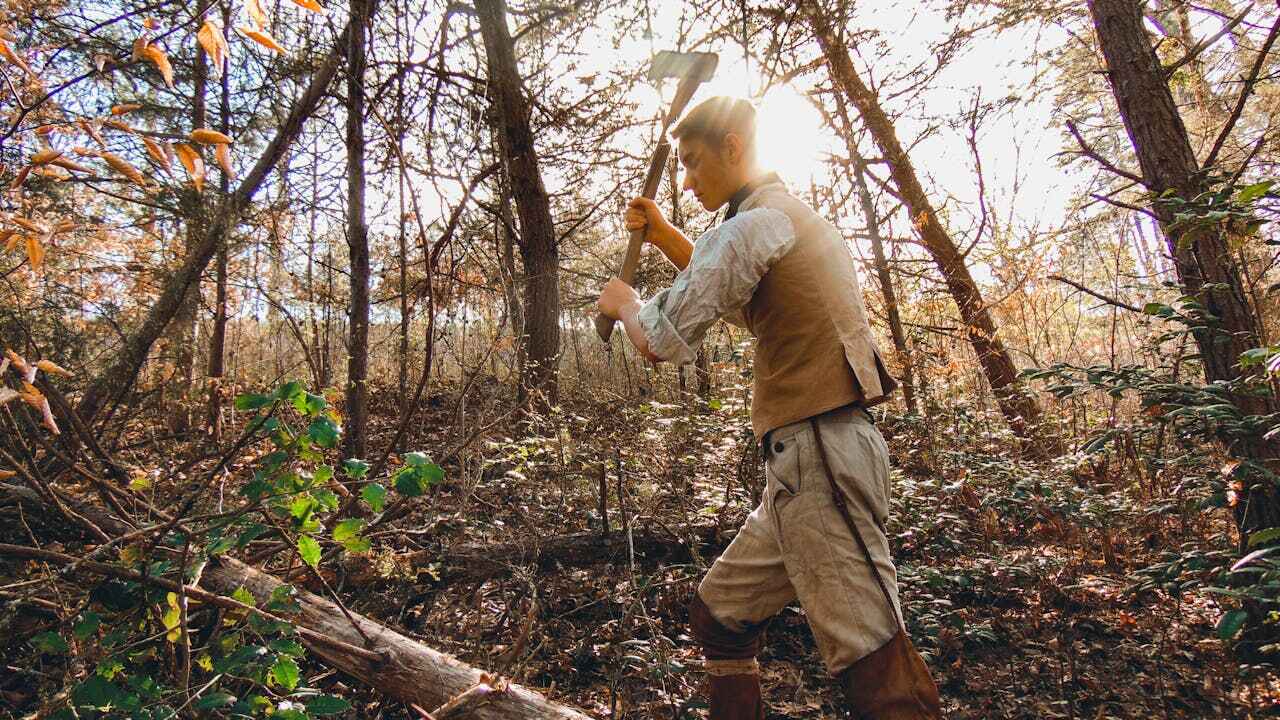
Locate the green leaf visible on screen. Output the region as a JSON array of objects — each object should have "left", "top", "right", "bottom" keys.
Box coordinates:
[
  {"left": 72, "top": 676, "right": 122, "bottom": 709},
  {"left": 270, "top": 638, "right": 305, "bottom": 657},
  {"left": 234, "top": 393, "right": 272, "bottom": 411},
  {"left": 343, "top": 458, "right": 370, "bottom": 479},
  {"left": 394, "top": 468, "right": 425, "bottom": 497},
  {"left": 1247, "top": 527, "right": 1280, "bottom": 548},
  {"left": 314, "top": 464, "right": 334, "bottom": 484},
  {"left": 236, "top": 523, "right": 268, "bottom": 548},
  {"left": 404, "top": 451, "right": 430, "bottom": 466},
  {"left": 273, "top": 381, "right": 305, "bottom": 403},
  {"left": 1218, "top": 609, "right": 1248, "bottom": 640},
  {"left": 340, "top": 536, "right": 371, "bottom": 553},
  {"left": 1236, "top": 180, "right": 1274, "bottom": 203},
  {"left": 73, "top": 612, "right": 101, "bottom": 640},
  {"left": 422, "top": 463, "right": 445, "bottom": 486},
  {"left": 31, "top": 631, "right": 68, "bottom": 654},
  {"left": 361, "top": 483, "right": 386, "bottom": 512},
  {"left": 707, "top": 398, "right": 723, "bottom": 410},
  {"left": 194, "top": 692, "right": 237, "bottom": 710},
  {"left": 333, "top": 518, "right": 366, "bottom": 543},
  {"left": 270, "top": 656, "right": 300, "bottom": 691},
  {"left": 306, "top": 695, "right": 352, "bottom": 716},
  {"left": 293, "top": 391, "right": 326, "bottom": 416},
  {"left": 297, "top": 536, "right": 321, "bottom": 568},
  {"left": 308, "top": 417, "right": 341, "bottom": 448},
  {"left": 231, "top": 586, "right": 256, "bottom": 607},
  {"left": 290, "top": 496, "right": 316, "bottom": 522}
]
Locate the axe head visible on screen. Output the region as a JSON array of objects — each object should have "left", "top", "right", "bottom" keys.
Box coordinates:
[{"left": 647, "top": 50, "right": 718, "bottom": 84}]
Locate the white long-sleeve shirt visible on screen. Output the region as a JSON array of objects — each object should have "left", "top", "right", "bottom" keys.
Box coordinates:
[{"left": 636, "top": 206, "right": 797, "bottom": 365}]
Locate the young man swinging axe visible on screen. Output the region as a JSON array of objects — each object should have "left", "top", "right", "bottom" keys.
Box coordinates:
[{"left": 596, "top": 96, "right": 943, "bottom": 719}]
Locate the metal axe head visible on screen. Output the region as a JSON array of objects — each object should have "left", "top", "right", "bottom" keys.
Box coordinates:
[{"left": 647, "top": 50, "right": 718, "bottom": 84}]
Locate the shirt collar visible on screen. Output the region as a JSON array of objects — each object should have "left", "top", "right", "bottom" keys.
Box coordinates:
[{"left": 724, "top": 172, "right": 784, "bottom": 221}]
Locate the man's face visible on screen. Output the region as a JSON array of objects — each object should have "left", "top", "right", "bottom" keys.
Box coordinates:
[{"left": 677, "top": 135, "right": 739, "bottom": 212}]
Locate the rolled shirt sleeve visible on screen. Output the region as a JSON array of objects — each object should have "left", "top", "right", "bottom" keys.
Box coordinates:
[{"left": 636, "top": 207, "right": 796, "bottom": 365}]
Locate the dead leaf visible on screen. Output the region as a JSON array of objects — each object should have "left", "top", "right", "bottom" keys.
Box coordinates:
[
  {"left": 37, "top": 396, "right": 59, "bottom": 434},
  {"left": 0, "top": 38, "right": 34, "bottom": 77},
  {"left": 104, "top": 119, "right": 135, "bottom": 134},
  {"left": 8, "top": 165, "right": 30, "bottom": 190},
  {"left": 237, "top": 26, "right": 285, "bottom": 54},
  {"left": 141, "top": 44, "right": 174, "bottom": 89},
  {"left": 141, "top": 136, "right": 173, "bottom": 175},
  {"left": 174, "top": 143, "right": 205, "bottom": 192},
  {"left": 99, "top": 151, "right": 149, "bottom": 187},
  {"left": 50, "top": 156, "right": 93, "bottom": 174},
  {"left": 30, "top": 148, "right": 61, "bottom": 165},
  {"left": 111, "top": 103, "right": 143, "bottom": 115},
  {"left": 0, "top": 469, "right": 15, "bottom": 480},
  {"left": 215, "top": 143, "right": 234, "bottom": 177},
  {"left": 197, "top": 20, "right": 229, "bottom": 75},
  {"left": 3, "top": 233, "right": 20, "bottom": 253},
  {"left": 36, "top": 359, "right": 72, "bottom": 378},
  {"left": 78, "top": 119, "right": 107, "bottom": 147},
  {"left": 190, "top": 128, "right": 233, "bottom": 145},
  {"left": 25, "top": 234, "right": 44, "bottom": 271},
  {"left": 289, "top": 0, "right": 326, "bottom": 13},
  {"left": 246, "top": 0, "right": 269, "bottom": 28}
]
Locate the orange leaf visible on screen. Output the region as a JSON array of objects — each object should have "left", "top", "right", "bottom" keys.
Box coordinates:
[
  {"left": 11, "top": 217, "right": 46, "bottom": 234},
  {"left": 131, "top": 36, "right": 148, "bottom": 62},
  {"left": 174, "top": 143, "right": 205, "bottom": 192},
  {"left": 37, "top": 396, "right": 59, "bottom": 434},
  {"left": 237, "top": 26, "right": 285, "bottom": 53},
  {"left": 103, "top": 119, "right": 135, "bottom": 134},
  {"left": 0, "top": 469, "right": 16, "bottom": 479},
  {"left": 289, "top": 0, "right": 326, "bottom": 13},
  {"left": 246, "top": 0, "right": 269, "bottom": 28},
  {"left": 78, "top": 119, "right": 107, "bottom": 147},
  {"left": 50, "top": 156, "right": 93, "bottom": 174},
  {"left": 8, "top": 165, "right": 30, "bottom": 190},
  {"left": 30, "top": 148, "right": 61, "bottom": 165},
  {"left": 25, "top": 234, "right": 44, "bottom": 271},
  {"left": 111, "top": 103, "right": 143, "bottom": 115},
  {"left": 0, "top": 37, "right": 34, "bottom": 77},
  {"left": 190, "top": 128, "right": 233, "bottom": 145},
  {"left": 141, "top": 44, "right": 174, "bottom": 89},
  {"left": 36, "top": 359, "right": 73, "bottom": 378},
  {"left": 99, "top": 151, "right": 149, "bottom": 187},
  {"left": 141, "top": 136, "right": 173, "bottom": 175},
  {"left": 197, "top": 20, "right": 229, "bottom": 75},
  {"left": 215, "top": 142, "right": 234, "bottom": 177}
]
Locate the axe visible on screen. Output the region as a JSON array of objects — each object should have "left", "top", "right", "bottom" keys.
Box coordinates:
[{"left": 595, "top": 50, "right": 718, "bottom": 342}]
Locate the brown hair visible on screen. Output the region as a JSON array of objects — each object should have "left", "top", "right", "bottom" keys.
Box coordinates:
[{"left": 671, "top": 96, "right": 757, "bottom": 149}]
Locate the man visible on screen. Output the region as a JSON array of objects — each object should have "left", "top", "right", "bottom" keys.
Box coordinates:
[{"left": 596, "top": 96, "right": 942, "bottom": 719}]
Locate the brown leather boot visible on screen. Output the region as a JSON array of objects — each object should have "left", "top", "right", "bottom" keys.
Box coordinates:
[
  {"left": 706, "top": 660, "right": 765, "bottom": 720},
  {"left": 838, "top": 631, "right": 942, "bottom": 719}
]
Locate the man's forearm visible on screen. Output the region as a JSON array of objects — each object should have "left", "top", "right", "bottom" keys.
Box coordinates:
[
  {"left": 617, "top": 300, "right": 662, "bottom": 363},
  {"left": 654, "top": 230, "right": 694, "bottom": 271}
]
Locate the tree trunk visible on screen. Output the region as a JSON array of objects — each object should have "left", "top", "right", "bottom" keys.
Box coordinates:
[
  {"left": 476, "top": 0, "right": 560, "bottom": 410},
  {"left": 1087, "top": 0, "right": 1280, "bottom": 538},
  {"left": 170, "top": 13, "right": 210, "bottom": 433},
  {"left": 803, "top": 1, "right": 1052, "bottom": 453},
  {"left": 76, "top": 29, "right": 351, "bottom": 427},
  {"left": 343, "top": 0, "right": 372, "bottom": 460},
  {"left": 206, "top": 0, "right": 233, "bottom": 441}
]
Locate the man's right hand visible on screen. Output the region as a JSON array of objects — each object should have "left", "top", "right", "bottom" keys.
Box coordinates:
[{"left": 624, "top": 197, "right": 678, "bottom": 250}]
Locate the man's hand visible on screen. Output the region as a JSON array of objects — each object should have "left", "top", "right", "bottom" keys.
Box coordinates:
[
  {"left": 625, "top": 197, "right": 678, "bottom": 250},
  {"left": 625, "top": 197, "right": 693, "bottom": 271},
  {"left": 596, "top": 277, "right": 641, "bottom": 321}
]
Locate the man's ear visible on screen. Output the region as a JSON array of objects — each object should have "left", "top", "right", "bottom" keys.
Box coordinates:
[{"left": 721, "top": 132, "right": 744, "bottom": 166}]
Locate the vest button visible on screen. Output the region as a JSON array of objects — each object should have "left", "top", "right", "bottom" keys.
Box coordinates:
[{"left": 773, "top": 441, "right": 785, "bottom": 453}]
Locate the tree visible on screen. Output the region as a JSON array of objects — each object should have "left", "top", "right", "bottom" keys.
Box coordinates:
[
  {"left": 475, "top": 0, "right": 561, "bottom": 409},
  {"left": 801, "top": 0, "right": 1056, "bottom": 455},
  {"left": 1086, "top": 0, "right": 1280, "bottom": 540},
  {"left": 344, "top": 0, "right": 373, "bottom": 459}
]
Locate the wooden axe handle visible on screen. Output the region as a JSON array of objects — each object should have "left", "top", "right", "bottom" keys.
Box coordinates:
[{"left": 595, "top": 72, "right": 707, "bottom": 343}]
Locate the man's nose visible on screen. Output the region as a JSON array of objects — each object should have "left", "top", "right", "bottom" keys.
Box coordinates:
[{"left": 681, "top": 173, "right": 694, "bottom": 193}]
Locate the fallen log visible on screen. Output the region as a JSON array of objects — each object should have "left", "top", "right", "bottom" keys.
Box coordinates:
[
  {"left": 411, "top": 525, "right": 736, "bottom": 584},
  {"left": 203, "top": 556, "right": 595, "bottom": 720}
]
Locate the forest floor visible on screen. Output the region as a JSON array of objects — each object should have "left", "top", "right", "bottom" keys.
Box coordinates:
[{"left": 4, "top": 378, "right": 1279, "bottom": 719}]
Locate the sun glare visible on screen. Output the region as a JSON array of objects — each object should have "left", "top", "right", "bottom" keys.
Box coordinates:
[{"left": 755, "top": 83, "right": 829, "bottom": 185}]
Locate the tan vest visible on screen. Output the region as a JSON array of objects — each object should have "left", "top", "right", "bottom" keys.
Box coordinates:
[{"left": 738, "top": 183, "right": 898, "bottom": 439}]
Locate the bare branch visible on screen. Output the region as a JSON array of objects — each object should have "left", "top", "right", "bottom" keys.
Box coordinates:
[
  {"left": 1204, "top": 12, "right": 1280, "bottom": 169},
  {"left": 1066, "top": 119, "right": 1146, "bottom": 185}
]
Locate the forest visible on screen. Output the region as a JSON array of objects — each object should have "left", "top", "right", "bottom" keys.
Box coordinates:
[{"left": 1, "top": 0, "right": 1279, "bottom": 717}]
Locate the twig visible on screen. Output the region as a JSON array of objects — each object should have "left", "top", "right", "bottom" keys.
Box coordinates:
[
  {"left": 1066, "top": 120, "right": 1146, "bottom": 185},
  {"left": 1164, "top": 2, "right": 1254, "bottom": 76},
  {"left": 1204, "top": 12, "right": 1280, "bottom": 170},
  {"left": 1047, "top": 274, "right": 1145, "bottom": 314}
]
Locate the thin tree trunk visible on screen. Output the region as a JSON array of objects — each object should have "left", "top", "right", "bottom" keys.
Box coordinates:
[
  {"left": 77, "top": 29, "right": 351, "bottom": 426},
  {"left": 803, "top": 1, "right": 1052, "bottom": 453},
  {"left": 206, "top": 0, "right": 232, "bottom": 441},
  {"left": 344, "top": 0, "right": 372, "bottom": 459},
  {"left": 476, "top": 0, "right": 560, "bottom": 410}
]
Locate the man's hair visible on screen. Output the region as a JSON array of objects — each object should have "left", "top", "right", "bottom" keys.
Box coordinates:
[{"left": 671, "top": 96, "right": 757, "bottom": 150}]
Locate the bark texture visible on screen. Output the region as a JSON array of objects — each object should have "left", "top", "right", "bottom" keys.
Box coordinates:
[
  {"left": 476, "top": 0, "right": 560, "bottom": 408},
  {"left": 344, "top": 0, "right": 371, "bottom": 459},
  {"left": 1087, "top": 0, "right": 1279, "bottom": 537}
]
